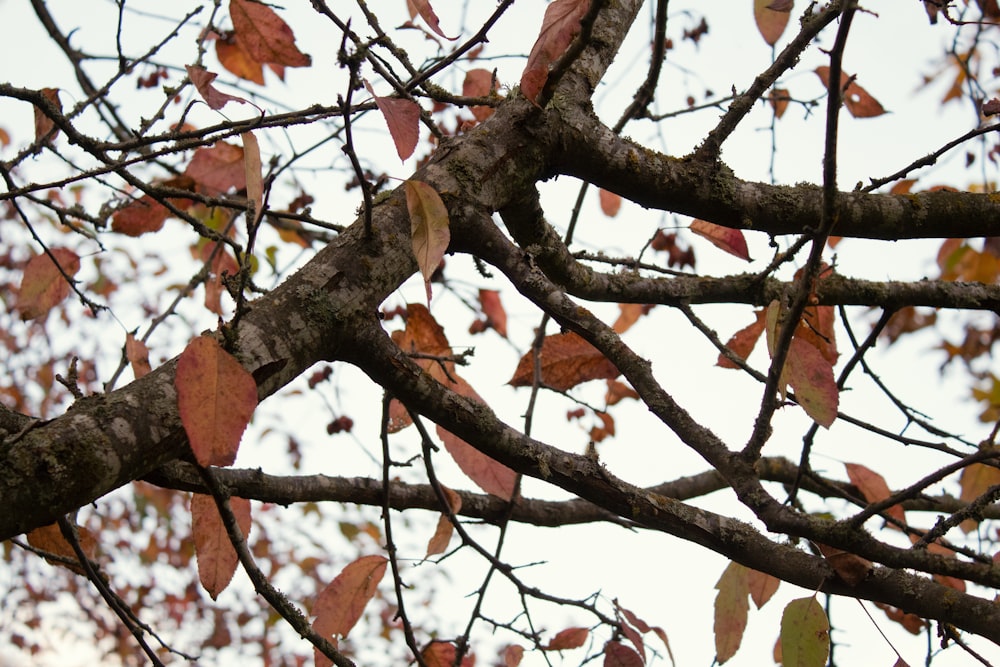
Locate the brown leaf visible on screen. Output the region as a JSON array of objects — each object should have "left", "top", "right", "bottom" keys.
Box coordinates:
[
  {"left": 408, "top": 0, "right": 456, "bottom": 40},
  {"left": 509, "top": 332, "right": 620, "bottom": 391},
  {"left": 463, "top": 69, "right": 499, "bottom": 122},
  {"left": 26, "top": 521, "right": 98, "bottom": 575},
  {"left": 230, "top": 0, "right": 311, "bottom": 68},
  {"left": 405, "top": 180, "right": 450, "bottom": 300},
  {"left": 845, "top": 462, "right": 906, "bottom": 528},
  {"left": 421, "top": 641, "right": 474, "bottom": 667},
  {"left": 16, "top": 248, "right": 81, "bottom": 320},
  {"left": 425, "top": 485, "right": 462, "bottom": 556},
  {"left": 216, "top": 35, "right": 265, "bottom": 84},
  {"left": 186, "top": 65, "right": 248, "bottom": 110},
  {"left": 605, "top": 379, "right": 639, "bottom": 406},
  {"left": 112, "top": 195, "right": 171, "bottom": 236},
  {"left": 185, "top": 141, "right": 246, "bottom": 194},
  {"left": 33, "top": 87, "right": 62, "bottom": 144},
  {"left": 520, "top": 0, "right": 590, "bottom": 104},
  {"left": 125, "top": 333, "right": 152, "bottom": 379},
  {"left": 747, "top": 568, "right": 780, "bottom": 609},
  {"left": 241, "top": 131, "right": 263, "bottom": 226},
  {"left": 815, "top": 66, "right": 886, "bottom": 118},
  {"left": 690, "top": 219, "right": 752, "bottom": 261},
  {"left": 612, "top": 303, "right": 651, "bottom": 334},
  {"left": 769, "top": 87, "right": 790, "bottom": 119},
  {"left": 175, "top": 336, "right": 258, "bottom": 467},
  {"left": 754, "top": 0, "right": 791, "bottom": 46},
  {"left": 191, "top": 494, "right": 251, "bottom": 599},
  {"left": 816, "top": 543, "right": 872, "bottom": 586},
  {"left": 713, "top": 561, "right": 749, "bottom": 664},
  {"left": 603, "top": 641, "right": 643, "bottom": 667},
  {"left": 959, "top": 463, "right": 1000, "bottom": 532},
  {"left": 502, "top": 644, "right": 524, "bottom": 667},
  {"left": 478, "top": 289, "right": 508, "bottom": 337},
  {"left": 313, "top": 555, "right": 387, "bottom": 666},
  {"left": 544, "top": 627, "right": 589, "bottom": 650},
  {"left": 717, "top": 309, "right": 766, "bottom": 369},
  {"left": 599, "top": 188, "right": 622, "bottom": 217},
  {"left": 366, "top": 80, "right": 420, "bottom": 161},
  {"left": 872, "top": 602, "right": 927, "bottom": 635}
]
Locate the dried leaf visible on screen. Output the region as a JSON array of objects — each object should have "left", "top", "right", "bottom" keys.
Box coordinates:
[
  {"left": 717, "top": 309, "right": 766, "bottom": 369},
  {"left": 599, "top": 188, "right": 622, "bottom": 217},
  {"left": 747, "top": 568, "right": 780, "bottom": 608},
  {"left": 713, "top": 561, "right": 749, "bottom": 664},
  {"left": 815, "top": 66, "right": 886, "bottom": 118},
  {"left": 175, "top": 336, "right": 258, "bottom": 467},
  {"left": 872, "top": 602, "right": 927, "bottom": 635},
  {"left": 33, "top": 87, "right": 61, "bottom": 144},
  {"left": 422, "top": 642, "right": 473, "bottom": 667},
  {"left": 477, "top": 289, "right": 507, "bottom": 337},
  {"left": 216, "top": 35, "right": 264, "bottom": 84},
  {"left": 230, "top": 0, "right": 311, "bottom": 68},
  {"left": 125, "top": 333, "right": 152, "bottom": 379},
  {"left": 502, "top": 644, "right": 524, "bottom": 667},
  {"left": 509, "top": 332, "right": 620, "bottom": 391},
  {"left": 520, "top": 0, "right": 590, "bottom": 104},
  {"left": 112, "top": 195, "right": 171, "bottom": 236},
  {"left": 313, "top": 555, "right": 387, "bottom": 666},
  {"left": 780, "top": 597, "right": 829, "bottom": 667},
  {"left": 185, "top": 141, "right": 246, "bottom": 194},
  {"left": 603, "top": 641, "right": 643, "bottom": 667},
  {"left": 544, "top": 627, "right": 589, "bottom": 651},
  {"left": 463, "top": 68, "right": 499, "bottom": 122},
  {"left": 845, "top": 462, "right": 906, "bottom": 528},
  {"left": 769, "top": 87, "right": 790, "bottom": 118},
  {"left": 409, "top": 0, "right": 457, "bottom": 40},
  {"left": 613, "top": 303, "right": 651, "bottom": 334},
  {"left": 241, "top": 131, "right": 263, "bottom": 226},
  {"left": 405, "top": 180, "right": 450, "bottom": 301},
  {"left": 186, "top": 65, "right": 248, "bottom": 110},
  {"left": 425, "top": 485, "right": 462, "bottom": 556},
  {"left": 959, "top": 463, "right": 1000, "bottom": 532},
  {"left": 754, "top": 0, "right": 791, "bottom": 46},
  {"left": 605, "top": 379, "right": 639, "bottom": 406},
  {"left": 366, "top": 80, "right": 421, "bottom": 161},
  {"left": 438, "top": 421, "right": 517, "bottom": 500},
  {"left": 815, "top": 543, "right": 872, "bottom": 586},
  {"left": 26, "top": 521, "right": 98, "bottom": 575},
  {"left": 690, "top": 219, "right": 752, "bottom": 261},
  {"left": 191, "top": 494, "right": 251, "bottom": 599},
  {"left": 16, "top": 248, "right": 80, "bottom": 320}
]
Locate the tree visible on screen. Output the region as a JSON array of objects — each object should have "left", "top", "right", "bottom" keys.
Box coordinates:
[{"left": 3, "top": 0, "right": 1000, "bottom": 664}]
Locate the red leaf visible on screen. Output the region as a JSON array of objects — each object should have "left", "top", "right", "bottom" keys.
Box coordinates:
[
  {"left": 112, "top": 195, "right": 170, "bottom": 236},
  {"left": 690, "top": 219, "right": 752, "bottom": 261},
  {"left": 408, "top": 0, "right": 456, "bottom": 40},
  {"left": 544, "top": 627, "right": 589, "bottom": 650},
  {"left": 186, "top": 65, "right": 248, "bottom": 110},
  {"left": 717, "top": 309, "right": 766, "bottom": 368},
  {"left": 229, "top": 0, "right": 311, "bottom": 68},
  {"left": 815, "top": 66, "right": 886, "bottom": 118},
  {"left": 463, "top": 69, "right": 499, "bottom": 122},
  {"left": 477, "top": 289, "right": 507, "bottom": 337},
  {"left": 125, "top": 333, "right": 152, "bottom": 379},
  {"left": 754, "top": 0, "right": 792, "bottom": 46},
  {"left": 845, "top": 462, "right": 906, "bottom": 528},
  {"left": 175, "top": 336, "right": 258, "bottom": 467},
  {"left": 365, "top": 80, "right": 420, "bottom": 161},
  {"left": 242, "top": 131, "right": 263, "bottom": 226},
  {"left": 603, "top": 641, "right": 643, "bottom": 667},
  {"left": 785, "top": 337, "right": 839, "bottom": 428},
  {"left": 33, "top": 87, "right": 61, "bottom": 144},
  {"left": 520, "top": 0, "right": 590, "bottom": 104},
  {"left": 16, "top": 248, "right": 80, "bottom": 320},
  {"left": 714, "top": 561, "right": 749, "bottom": 664},
  {"left": 599, "top": 188, "right": 622, "bottom": 217},
  {"left": 191, "top": 494, "right": 251, "bottom": 600},
  {"left": 509, "top": 332, "right": 620, "bottom": 391},
  {"left": 405, "top": 180, "right": 450, "bottom": 298},
  {"left": 313, "top": 555, "right": 387, "bottom": 666},
  {"left": 438, "top": 419, "right": 517, "bottom": 500},
  {"left": 185, "top": 141, "right": 246, "bottom": 194}
]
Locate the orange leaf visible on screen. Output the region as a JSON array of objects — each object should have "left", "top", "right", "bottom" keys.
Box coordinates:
[
  {"left": 425, "top": 485, "right": 462, "bottom": 556},
  {"left": 33, "top": 87, "right": 61, "bottom": 144},
  {"left": 229, "top": 0, "right": 311, "bottom": 68},
  {"left": 185, "top": 141, "right": 246, "bottom": 194},
  {"left": 125, "top": 333, "right": 152, "bottom": 379},
  {"left": 754, "top": 0, "right": 792, "bottom": 46},
  {"left": 873, "top": 602, "right": 927, "bottom": 635},
  {"left": 603, "top": 641, "right": 643, "bottom": 667},
  {"left": 747, "top": 568, "right": 780, "bottom": 609},
  {"left": 438, "top": 418, "right": 518, "bottom": 500},
  {"left": 408, "top": 0, "right": 456, "bottom": 40},
  {"left": 313, "top": 555, "right": 387, "bottom": 666},
  {"left": 186, "top": 65, "right": 248, "bottom": 110},
  {"left": 463, "top": 68, "right": 499, "bottom": 122},
  {"left": 816, "top": 543, "right": 872, "bottom": 587},
  {"left": 599, "top": 188, "right": 622, "bottom": 217},
  {"left": 421, "top": 642, "right": 474, "bottom": 667},
  {"left": 959, "top": 463, "right": 1000, "bottom": 532},
  {"left": 509, "top": 332, "right": 620, "bottom": 391},
  {"left": 242, "top": 131, "right": 263, "bottom": 226},
  {"left": 26, "top": 521, "right": 97, "bottom": 575},
  {"left": 112, "top": 195, "right": 171, "bottom": 236},
  {"left": 405, "top": 180, "right": 450, "bottom": 299},
  {"left": 216, "top": 36, "right": 264, "bottom": 84},
  {"left": 717, "top": 309, "right": 766, "bottom": 369},
  {"left": 16, "top": 248, "right": 80, "bottom": 320},
  {"left": 477, "top": 289, "right": 508, "bottom": 337},
  {"left": 815, "top": 66, "right": 886, "bottom": 118},
  {"left": 690, "top": 219, "right": 752, "bottom": 261},
  {"left": 175, "top": 336, "right": 258, "bottom": 467},
  {"left": 845, "top": 462, "right": 906, "bottom": 528},
  {"left": 520, "top": 0, "right": 590, "bottom": 104},
  {"left": 713, "top": 561, "right": 749, "bottom": 664},
  {"left": 191, "top": 493, "right": 251, "bottom": 599},
  {"left": 365, "top": 80, "right": 420, "bottom": 161},
  {"left": 769, "top": 87, "right": 790, "bottom": 118},
  {"left": 612, "top": 303, "right": 650, "bottom": 334},
  {"left": 605, "top": 379, "right": 639, "bottom": 406},
  {"left": 544, "top": 626, "right": 589, "bottom": 651}
]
